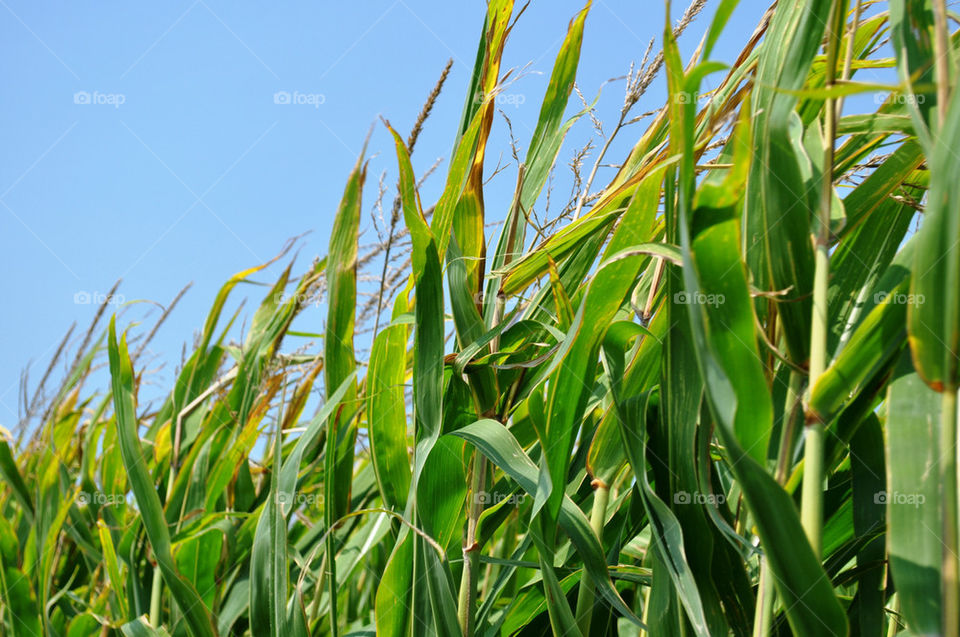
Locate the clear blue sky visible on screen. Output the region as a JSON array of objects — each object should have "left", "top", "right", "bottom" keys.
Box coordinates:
[{"left": 0, "top": 1, "right": 845, "bottom": 429}]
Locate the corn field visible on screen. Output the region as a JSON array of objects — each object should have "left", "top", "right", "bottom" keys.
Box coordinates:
[{"left": 3, "top": 0, "right": 960, "bottom": 635}]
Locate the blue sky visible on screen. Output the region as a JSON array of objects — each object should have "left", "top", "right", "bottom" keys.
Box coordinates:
[{"left": 0, "top": 1, "right": 817, "bottom": 428}]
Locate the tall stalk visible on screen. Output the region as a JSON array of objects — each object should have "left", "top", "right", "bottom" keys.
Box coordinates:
[
  {"left": 574, "top": 481, "right": 610, "bottom": 634},
  {"left": 752, "top": 564, "right": 775, "bottom": 637},
  {"left": 325, "top": 414, "right": 340, "bottom": 637},
  {"left": 459, "top": 180, "right": 521, "bottom": 634},
  {"left": 756, "top": 370, "right": 805, "bottom": 635},
  {"left": 940, "top": 387, "right": 959, "bottom": 637},
  {"left": 801, "top": 0, "right": 845, "bottom": 557},
  {"left": 932, "top": 3, "right": 959, "bottom": 634},
  {"left": 458, "top": 455, "right": 487, "bottom": 637},
  {"left": 933, "top": 0, "right": 952, "bottom": 126}
]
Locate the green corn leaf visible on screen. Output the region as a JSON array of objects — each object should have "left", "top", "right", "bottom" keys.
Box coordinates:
[
  {"left": 250, "top": 399, "right": 288, "bottom": 636},
  {"left": 743, "top": 0, "right": 833, "bottom": 364},
  {"left": 174, "top": 527, "right": 222, "bottom": 611},
  {"left": 278, "top": 373, "right": 355, "bottom": 517},
  {"left": 909, "top": 89, "right": 960, "bottom": 392},
  {"left": 617, "top": 390, "right": 711, "bottom": 636},
  {"left": 121, "top": 617, "right": 173, "bottom": 637},
  {"left": 664, "top": 15, "right": 848, "bottom": 636},
  {"left": 0, "top": 563, "right": 43, "bottom": 637},
  {"left": 809, "top": 278, "right": 909, "bottom": 425},
  {"left": 416, "top": 435, "right": 468, "bottom": 553},
  {"left": 375, "top": 532, "right": 414, "bottom": 637},
  {"left": 385, "top": 123, "right": 445, "bottom": 480},
  {"left": 485, "top": 2, "right": 590, "bottom": 316},
  {"left": 537, "top": 166, "right": 665, "bottom": 520},
  {"left": 889, "top": 0, "right": 938, "bottom": 129},
  {"left": 107, "top": 317, "right": 218, "bottom": 637},
  {"left": 98, "top": 517, "right": 128, "bottom": 619},
  {"left": 367, "top": 293, "right": 412, "bottom": 511},
  {"left": 690, "top": 99, "right": 772, "bottom": 463},
  {"left": 0, "top": 438, "right": 34, "bottom": 521},
  {"left": 529, "top": 515, "right": 582, "bottom": 636},
  {"left": 451, "top": 419, "right": 643, "bottom": 628},
  {"left": 885, "top": 358, "right": 943, "bottom": 635},
  {"left": 325, "top": 147, "right": 366, "bottom": 520},
  {"left": 849, "top": 417, "right": 886, "bottom": 637},
  {"left": 828, "top": 163, "right": 923, "bottom": 355}
]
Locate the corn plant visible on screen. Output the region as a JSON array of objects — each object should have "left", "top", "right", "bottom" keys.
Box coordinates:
[{"left": 2, "top": 0, "right": 959, "bottom": 635}]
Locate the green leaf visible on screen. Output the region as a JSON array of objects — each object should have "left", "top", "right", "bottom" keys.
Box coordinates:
[
  {"left": 538, "top": 167, "right": 665, "bottom": 520},
  {"left": 530, "top": 516, "right": 582, "bottom": 636},
  {"left": 278, "top": 372, "right": 356, "bottom": 517},
  {"left": 107, "top": 317, "right": 217, "bottom": 637},
  {"left": 849, "top": 417, "right": 886, "bottom": 637},
  {"left": 485, "top": 0, "right": 593, "bottom": 321},
  {"left": 889, "top": 0, "right": 938, "bottom": 129},
  {"left": 664, "top": 15, "right": 848, "bottom": 634},
  {"left": 250, "top": 406, "right": 287, "bottom": 637},
  {"left": 174, "top": 527, "right": 222, "bottom": 610},
  {"left": 909, "top": 89, "right": 960, "bottom": 391},
  {"left": 885, "top": 359, "right": 943, "bottom": 635},
  {"left": 0, "top": 565, "right": 42, "bottom": 637},
  {"left": 0, "top": 438, "right": 34, "bottom": 521},
  {"left": 367, "top": 293, "right": 412, "bottom": 511},
  {"left": 689, "top": 102, "right": 772, "bottom": 462},
  {"left": 451, "top": 419, "right": 644, "bottom": 628},
  {"left": 386, "top": 123, "right": 445, "bottom": 481},
  {"left": 617, "top": 390, "right": 711, "bottom": 636},
  {"left": 810, "top": 278, "right": 909, "bottom": 425},
  {"left": 743, "top": 0, "right": 834, "bottom": 364},
  {"left": 326, "top": 146, "right": 366, "bottom": 520},
  {"left": 375, "top": 532, "right": 414, "bottom": 637},
  {"left": 416, "top": 435, "right": 467, "bottom": 552},
  {"left": 121, "top": 617, "right": 173, "bottom": 637},
  {"left": 98, "top": 517, "right": 128, "bottom": 619}
]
